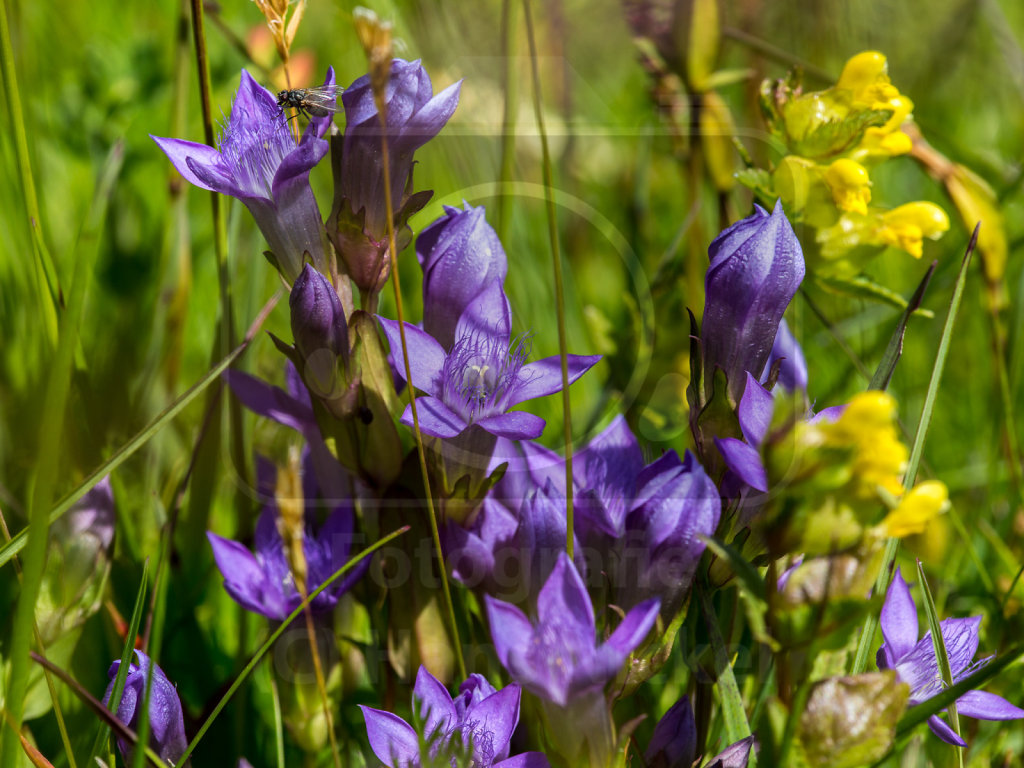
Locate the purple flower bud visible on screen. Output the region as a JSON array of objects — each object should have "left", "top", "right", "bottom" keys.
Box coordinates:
[
  {"left": 329, "top": 59, "right": 461, "bottom": 295},
  {"left": 645, "top": 695, "right": 697, "bottom": 768},
  {"left": 290, "top": 264, "right": 351, "bottom": 398},
  {"left": 103, "top": 651, "right": 188, "bottom": 766},
  {"left": 418, "top": 203, "right": 508, "bottom": 351},
  {"left": 702, "top": 201, "right": 804, "bottom": 403},
  {"left": 152, "top": 69, "right": 335, "bottom": 282},
  {"left": 761, "top": 318, "right": 807, "bottom": 391}
]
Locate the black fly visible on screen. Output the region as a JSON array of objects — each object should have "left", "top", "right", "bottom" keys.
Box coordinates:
[{"left": 276, "top": 85, "right": 343, "bottom": 121}]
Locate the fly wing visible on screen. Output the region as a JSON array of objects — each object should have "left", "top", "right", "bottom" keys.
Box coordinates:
[{"left": 301, "top": 85, "right": 343, "bottom": 112}]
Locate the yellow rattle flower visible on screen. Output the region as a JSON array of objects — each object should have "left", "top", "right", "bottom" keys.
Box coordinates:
[{"left": 824, "top": 159, "right": 872, "bottom": 215}]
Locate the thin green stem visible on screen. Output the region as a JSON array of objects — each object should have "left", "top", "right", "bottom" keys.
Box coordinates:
[
  {"left": 496, "top": 0, "right": 518, "bottom": 243},
  {"left": 0, "top": 0, "right": 60, "bottom": 344},
  {"left": 986, "top": 297, "right": 1024, "bottom": 506},
  {"left": 851, "top": 228, "right": 978, "bottom": 675},
  {"left": 373, "top": 70, "right": 467, "bottom": 680},
  {"left": 522, "top": 0, "right": 576, "bottom": 558}
]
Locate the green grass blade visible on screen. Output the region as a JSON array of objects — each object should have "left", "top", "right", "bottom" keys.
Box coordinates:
[
  {"left": 173, "top": 525, "right": 410, "bottom": 766},
  {"left": 869, "top": 261, "right": 936, "bottom": 390},
  {"left": 915, "top": 561, "right": 963, "bottom": 758},
  {"left": 696, "top": 582, "right": 753, "bottom": 744},
  {"left": 86, "top": 558, "right": 150, "bottom": 766},
  {"left": 0, "top": 142, "right": 121, "bottom": 768},
  {"left": 0, "top": 304, "right": 271, "bottom": 570},
  {"left": 522, "top": 0, "right": 577, "bottom": 558},
  {"left": 851, "top": 228, "right": 978, "bottom": 676}
]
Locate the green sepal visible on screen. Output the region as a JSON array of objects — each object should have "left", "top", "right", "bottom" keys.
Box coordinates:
[{"left": 793, "top": 108, "right": 893, "bottom": 160}]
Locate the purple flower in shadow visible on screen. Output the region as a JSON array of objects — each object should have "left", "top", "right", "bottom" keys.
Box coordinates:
[
  {"left": 152, "top": 69, "right": 335, "bottom": 282},
  {"left": 103, "top": 650, "right": 188, "bottom": 766},
  {"left": 646, "top": 694, "right": 753, "bottom": 768},
  {"left": 485, "top": 552, "right": 659, "bottom": 707},
  {"left": 359, "top": 666, "right": 550, "bottom": 768},
  {"left": 378, "top": 280, "right": 599, "bottom": 442},
  {"left": 207, "top": 499, "right": 363, "bottom": 621},
  {"left": 877, "top": 568, "right": 1024, "bottom": 745}
]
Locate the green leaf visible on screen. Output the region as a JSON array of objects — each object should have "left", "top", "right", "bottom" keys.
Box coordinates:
[
  {"left": 696, "top": 582, "right": 752, "bottom": 743},
  {"left": 794, "top": 109, "right": 893, "bottom": 159},
  {"left": 797, "top": 672, "right": 909, "bottom": 768},
  {"left": 816, "top": 273, "right": 935, "bottom": 317},
  {"left": 915, "top": 561, "right": 963, "bottom": 754}
]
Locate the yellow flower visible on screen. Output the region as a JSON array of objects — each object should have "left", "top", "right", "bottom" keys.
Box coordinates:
[
  {"left": 877, "top": 202, "right": 950, "bottom": 258},
  {"left": 823, "top": 392, "right": 908, "bottom": 498},
  {"left": 824, "top": 159, "right": 872, "bottom": 215},
  {"left": 837, "top": 51, "right": 900, "bottom": 107},
  {"left": 880, "top": 480, "right": 949, "bottom": 538}
]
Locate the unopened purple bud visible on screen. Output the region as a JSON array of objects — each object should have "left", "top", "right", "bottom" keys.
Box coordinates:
[
  {"left": 290, "top": 264, "right": 349, "bottom": 396},
  {"left": 103, "top": 651, "right": 188, "bottom": 766},
  {"left": 646, "top": 695, "right": 697, "bottom": 768},
  {"left": 328, "top": 58, "right": 461, "bottom": 295},
  {"left": 702, "top": 201, "right": 804, "bottom": 404},
  {"left": 419, "top": 203, "right": 507, "bottom": 350}
]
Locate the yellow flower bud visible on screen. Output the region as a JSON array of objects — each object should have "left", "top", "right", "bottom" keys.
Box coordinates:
[
  {"left": 878, "top": 202, "right": 950, "bottom": 258},
  {"left": 824, "top": 159, "right": 872, "bottom": 215},
  {"left": 837, "top": 51, "right": 899, "bottom": 106},
  {"left": 880, "top": 480, "right": 949, "bottom": 538}
]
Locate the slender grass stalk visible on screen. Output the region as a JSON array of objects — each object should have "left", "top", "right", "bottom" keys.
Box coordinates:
[
  {"left": 0, "top": 141, "right": 121, "bottom": 768},
  {"left": 175, "top": 526, "right": 411, "bottom": 765},
  {"left": 495, "top": 0, "right": 518, "bottom": 243},
  {"left": 0, "top": 294, "right": 278, "bottom": 571},
  {"left": 0, "top": 512, "right": 77, "bottom": 768},
  {"left": 851, "top": 227, "right": 978, "bottom": 675},
  {"left": 0, "top": 0, "right": 60, "bottom": 346},
  {"left": 188, "top": 0, "right": 248, "bottom": 494},
  {"left": 696, "top": 582, "right": 752, "bottom": 744},
  {"left": 267, "top": 664, "right": 286, "bottom": 768},
  {"left": 372, "top": 58, "right": 467, "bottom": 682},
  {"left": 985, "top": 298, "right": 1024, "bottom": 507},
  {"left": 87, "top": 560, "right": 151, "bottom": 767},
  {"left": 522, "top": 0, "right": 577, "bottom": 558},
  {"left": 916, "top": 561, "right": 963, "bottom": 763}
]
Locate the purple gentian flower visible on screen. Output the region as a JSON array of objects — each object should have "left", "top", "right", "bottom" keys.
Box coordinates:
[
  {"left": 646, "top": 695, "right": 753, "bottom": 768},
  {"left": 152, "top": 69, "right": 334, "bottom": 282},
  {"left": 103, "top": 650, "right": 188, "bottom": 766},
  {"left": 207, "top": 500, "right": 362, "bottom": 621},
  {"left": 877, "top": 568, "right": 1024, "bottom": 745},
  {"left": 378, "top": 279, "right": 600, "bottom": 442},
  {"left": 329, "top": 59, "right": 461, "bottom": 294},
  {"left": 485, "top": 552, "right": 659, "bottom": 707},
  {"left": 359, "top": 666, "right": 550, "bottom": 768},
  {"left": 418, "top": 202, "right": 508, "bottom": 351},
  {"left": 701, "top": 201, "right": 804, "bottom": 403}
]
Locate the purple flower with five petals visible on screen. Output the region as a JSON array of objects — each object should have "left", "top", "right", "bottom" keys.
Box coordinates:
[
  {"left": 877, "top": 568, "right": 1024, "bottom": 745},
  {"left": 207, "top": 474, "right": 363, "bottom": 621},
  {"left": 359, "top": 666, "right": 550, "bottom": 768},
  {"left": 378, "top": 280, "right": 600, "bottom": 442},
  {"left": 103, "top": 651, "right": 188, "bottom": 766},
  {"left": 485, "top": 552, "right": 659, "bottom": 707},
  {"left": 152, "top": 69, "right": 334, "bottom": 282}
]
